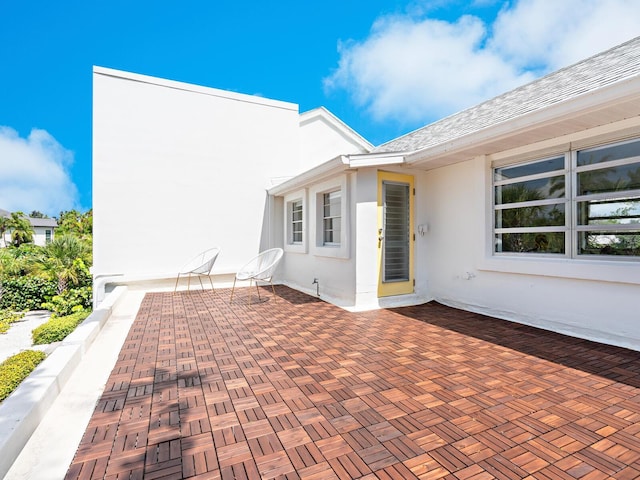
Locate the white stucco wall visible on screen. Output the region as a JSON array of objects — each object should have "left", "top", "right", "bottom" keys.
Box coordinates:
[
  {"left": 279, "top": 173, "right": 357, "bottom": 306},
  {"left": 93, "top": 67, "right": 299, "bottom": 278},
  {"left": 423, "top": 153, "right": 640, "bottom": 350},
  {"left": 278, "top": 167, "right": 432, "bottom": 309}
]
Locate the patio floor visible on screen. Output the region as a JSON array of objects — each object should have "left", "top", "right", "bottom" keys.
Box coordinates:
[{"left": 65, "top": 286, "right": 640, "bottom": 479}]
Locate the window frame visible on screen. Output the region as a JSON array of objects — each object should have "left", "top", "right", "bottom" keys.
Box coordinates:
[
  {"left": 284, "top": 189, "right": 307, "bottom": 254},
  {"left": 310, "top": 175, "right": 350, "bottom": 259},
  {"left": 492, "top": 137, "right": 640, "bottom": 261},
  {"left": 321, "top": 190, "right": 342, "bottom": 246}
]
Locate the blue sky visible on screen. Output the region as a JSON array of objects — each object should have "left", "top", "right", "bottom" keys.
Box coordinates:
[{"left": 1, "top": 0, "right": 639, "bottom": 217}]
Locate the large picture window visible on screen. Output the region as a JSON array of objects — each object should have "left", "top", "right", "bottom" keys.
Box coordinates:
[{"left": 494, "top": 138, "right": 640, "bottom": 259}]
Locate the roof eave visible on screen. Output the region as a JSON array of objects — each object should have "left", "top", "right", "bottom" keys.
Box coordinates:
[
  {"left": 406, "top": 74, "right": 640, "bottom": 167},
  {"left": 268, "top": 152, "right": 407, "bottom": 196},
  {"left": 268, "top": 156, "right": 351, "bottom": 196}
]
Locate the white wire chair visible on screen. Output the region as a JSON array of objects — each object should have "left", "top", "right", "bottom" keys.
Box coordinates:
[
  {"left": 174, "top": 247, "right": 221, "bottom": 292},
  {"left": 229, "top": 248, "right": 283, "bottom": 305}
]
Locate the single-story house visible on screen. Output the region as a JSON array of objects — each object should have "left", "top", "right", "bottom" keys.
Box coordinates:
[
  {"left": 0, "top": 209, "right": 57, "bottom": 247},
  {"left": 93, "top": 36, "right": 640, "bottom": 350}
]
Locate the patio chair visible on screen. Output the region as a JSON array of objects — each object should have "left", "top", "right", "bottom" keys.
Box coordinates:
[
  {"left": 174, "top": 247, "right": 221, "bottom": 292},
  {"left": 230, "top": 248, "right": 283, "bottom": 305}
]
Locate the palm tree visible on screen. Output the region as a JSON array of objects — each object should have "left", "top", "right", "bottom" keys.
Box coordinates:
[
  {"left": 34, "top": 235, "right": 91, "bottom": 293},
  {"left": 8, "top": 212, "right": 34, "bottom": 247},
  {"left": 0, "top": 215, "right": 10, "bottom": 248}
]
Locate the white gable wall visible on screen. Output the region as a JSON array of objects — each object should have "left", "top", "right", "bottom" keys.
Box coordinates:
[
  {"left": 93, "top": 68, "right": 299, "bottom": 279},
  {"left": 298, "top": 109, "right": 371, "bottom": 174}
]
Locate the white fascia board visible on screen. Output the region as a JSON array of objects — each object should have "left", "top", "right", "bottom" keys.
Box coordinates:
[
  {"left": 268, "top": 152, "right": 407, "bottom": 196},
  {"left": 346, "top": 152, "right": 406, "bottom": 168},
  {"left": 406, "top": 74, "right": 640, "bottom": 166},
  {"left": 268, "top": 156, "right": 350, "bottom": 196},
  {"left": 93, "top": 66, "right": 298, "bottom": 112},
  {"left": 300, "top": 107, "right": 374, "bottom": 151}
]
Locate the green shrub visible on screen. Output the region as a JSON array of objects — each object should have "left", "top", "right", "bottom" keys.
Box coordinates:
[
  {"left": 32, "top": 311, "right": 90, "bottom": 345},
  {"left": 0, "top": 277, "right": 57, "bottom": 311},
  {"left": 0, "top": 350, "right": 47, "bottom": 402},
  {"left": 40, "top": 286, "right": 92, "bottom": 317},
  {"left": 0, "top": 310, "right": 25, "bottom": 334}
]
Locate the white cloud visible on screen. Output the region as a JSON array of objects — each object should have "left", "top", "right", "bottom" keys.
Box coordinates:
[
  {"left": 0, "top": 127, "right": 79, "bottom": 217},
  {"left": 490, "top": 0, "right": 640, "bottom": 70},
  {"left": 325, "top": 0, "right": 640, "bottom": 125}
]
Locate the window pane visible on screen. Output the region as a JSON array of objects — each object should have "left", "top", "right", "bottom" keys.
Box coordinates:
[
  {"left": 495, "top": 157, "right": 564, "bottom": 181},
  {"left": 578, "top": 231, "right": 640, "bottom": 256},
  {"left": 577, "top": 198, "right": 640, "bottom": 225},
  {"left": 577, "top": 139, "right": 640, "bottom": 166},
  {"left": 495, "top": 232, "right": 565, "bottom": 253},
  {"left": 324, "top": 191, "right": 341, "bottom": 217},
  {"left": 496, "top": 204, "right": 565, "bottom": 228},
  {"left": 495, "top": 176, "right": 565, "bottom": 205},
  {"left": 577, "top": 162, "right": 640, "bottom": 195},
  {"left": 323, "top": 191, "right": 341, "bottom": 245}
]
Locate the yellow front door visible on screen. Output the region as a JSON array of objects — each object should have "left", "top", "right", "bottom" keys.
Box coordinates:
[{"left": 377, "top": 171, "right": 414, "bottom": 297}]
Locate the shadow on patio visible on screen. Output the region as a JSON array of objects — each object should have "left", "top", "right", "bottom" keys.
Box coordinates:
[
  {"left": 389, "top": 302, "right": 640, "bottom": 390},
  {"left": 65, "top": 286, "right": 640, "bottom": 479}
]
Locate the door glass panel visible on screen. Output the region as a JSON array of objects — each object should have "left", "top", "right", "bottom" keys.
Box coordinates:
[{"left": 383, "top": 182, "right": 409, "bottom": 282}]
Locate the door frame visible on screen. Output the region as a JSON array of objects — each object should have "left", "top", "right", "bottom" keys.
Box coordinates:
[{"left": 377, "top": 171, "right": 415, "bottom": 297}]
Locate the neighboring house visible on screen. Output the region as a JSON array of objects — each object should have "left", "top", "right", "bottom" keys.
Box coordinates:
[
  {"left": 0, "top": 209, "right": 57, "bottom": 247},
  {"left": 93, "top": 36, "right": 640, "bottom": 351},
  {"left": 29, "top": 217, "right": 58, "bottom": 246}
]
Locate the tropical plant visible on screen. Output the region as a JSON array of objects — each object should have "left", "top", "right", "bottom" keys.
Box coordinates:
[
  {"left": 41, "top": 286, "right": 92, "bottom": 316},
  {"left": 8, "top": 211, "right": 34, "bottom": 247},
  {"left": 56, "top": 209, "right": 92, "bottom": 239},
  {"left": 0, "top": 215, "right": 10, "bottom": 248},
  {"left": 33, "top": 235, "right": 91, "bottom": 294}
]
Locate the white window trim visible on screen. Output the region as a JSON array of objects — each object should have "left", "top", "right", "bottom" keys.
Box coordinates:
[
  {"left": 310, "top": 175, "right": 350, "bottom": 259},
  {"left": 481, "top": 135, "right": 640, "bottom": 286},
  {"left": 284, "top": 189, "right": 307, "bottom": 254}
]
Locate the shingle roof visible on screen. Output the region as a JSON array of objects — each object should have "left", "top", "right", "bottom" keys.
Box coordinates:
[
  {"left": 29, "top": 217, "right": 58, "bottom": 228},
  {"left": 374, "top": 36, "right": 640, "bottom": 154}
]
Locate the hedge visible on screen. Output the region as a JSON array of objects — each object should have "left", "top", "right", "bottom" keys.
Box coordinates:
[
  {"left": 0, "top": 350, "right": 47, "bottom": 402},
  {"left": 32, "top": 311, "right": 90, "bottom": 345},
  {"left": 0, "top": 277, "right": 57, "bottom": 311}
]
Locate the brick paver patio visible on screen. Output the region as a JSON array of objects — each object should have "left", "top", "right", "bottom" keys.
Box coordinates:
[{"left": 65, "top": 287, "right": 640, "bottom": 479}]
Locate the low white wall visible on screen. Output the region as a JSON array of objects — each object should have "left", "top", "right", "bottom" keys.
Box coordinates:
[
  {"left": 423, "top": 157, "right": 640, "bottom": 350},
  {"left": 93, "top": 67, "right": 299, "bottom": 279}
]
